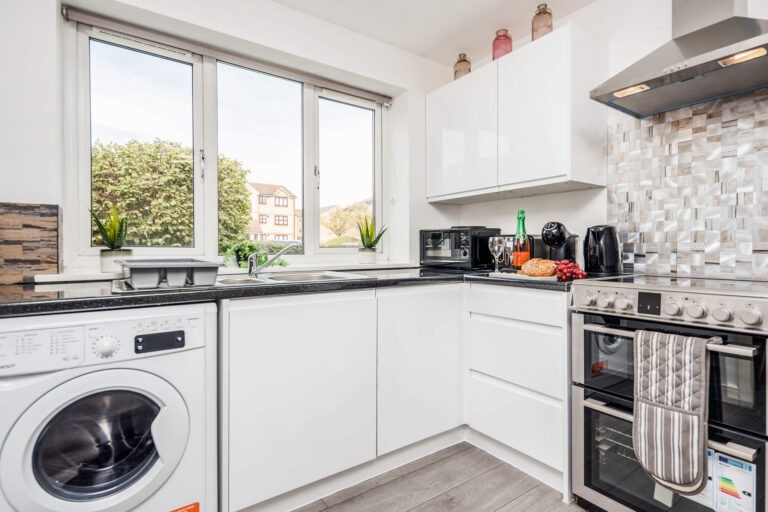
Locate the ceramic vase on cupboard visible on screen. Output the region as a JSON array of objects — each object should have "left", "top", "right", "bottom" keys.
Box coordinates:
[
  {"left": 453, "top": 53, "right": 471, "bottom": 79},
  {"left": 532, "top": 3, "right": 553, "bottom": 40},
  {"left": 492, "top": 29, "right": 512, "bottom": 60}
]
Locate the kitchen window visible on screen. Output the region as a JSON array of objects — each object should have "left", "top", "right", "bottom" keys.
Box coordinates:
[{"left": 63, "top": 14, "right": 387, "bottom": 270}]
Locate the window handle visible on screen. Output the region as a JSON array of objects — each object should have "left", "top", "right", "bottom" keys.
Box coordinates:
[
  {"left": 199, "top": 149, "right": 206, "bottom": 179},
  {"left": 314, "top": 165, "right": 320, "bottom": 190}
]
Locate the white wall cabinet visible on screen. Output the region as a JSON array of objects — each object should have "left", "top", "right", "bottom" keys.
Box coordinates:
[
  {"left": 220, "top": 291, "right": 377, "bottom": 511},
  {"left": 425, "top": 61, "right": 498, "bottom": 198},
  {"left": 466, "top": 284, "right": 570, "bottom": 482},
  {"left": 426, "top": 21, "right": 607, "bottom": 204},
  {"left": 377, "top": 284, "right": 462, "bottom": 455}
]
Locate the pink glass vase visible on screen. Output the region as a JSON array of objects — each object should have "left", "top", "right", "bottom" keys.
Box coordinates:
[{"left": 492, "top": 29, "right": 512, "bottom": 60}]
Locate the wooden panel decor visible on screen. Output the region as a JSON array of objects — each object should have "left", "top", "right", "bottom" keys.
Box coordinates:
[{"left": 0, "top": 203, "right": 61, "bottom": 284}]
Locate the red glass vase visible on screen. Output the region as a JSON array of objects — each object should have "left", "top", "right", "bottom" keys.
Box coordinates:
[{"left": 492, "top": 29, "right": 512, "bottom": 60}]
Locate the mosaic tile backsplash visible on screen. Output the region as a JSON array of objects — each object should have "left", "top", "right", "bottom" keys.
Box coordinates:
[{"left": 606, "top": 87, "right": 768, "bottom": 279}]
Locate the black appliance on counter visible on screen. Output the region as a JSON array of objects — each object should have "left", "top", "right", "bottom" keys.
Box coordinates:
[
  {"left": 541, "top": 222, "right": 579, "bottom": 262},
  {"left": 583, "top": 225, "right": 621, "bottom": 276},
  {"left": 570, "top": 275, "right": 768, "bottom": 512},
  {"left": 420, "top": 226, "right": 501, "bottom": 270}
]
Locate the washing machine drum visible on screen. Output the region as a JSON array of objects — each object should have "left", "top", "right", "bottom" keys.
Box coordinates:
[{"left": 1, "top": 369, "right": 190, "bottom": 512}]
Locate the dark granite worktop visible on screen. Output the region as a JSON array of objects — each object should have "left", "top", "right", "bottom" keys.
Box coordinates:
[{"left": 0, "top": 268, "right": 571, "bottom": 318}]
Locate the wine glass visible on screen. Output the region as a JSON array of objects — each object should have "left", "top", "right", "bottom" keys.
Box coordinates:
[{"left": 488, "top": 236, "right": 505, "bottom": 273}]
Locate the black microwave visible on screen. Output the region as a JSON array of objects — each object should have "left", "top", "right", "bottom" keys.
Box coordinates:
[{"left": 420, "top": 227, "right": 501, "bottom": 270}]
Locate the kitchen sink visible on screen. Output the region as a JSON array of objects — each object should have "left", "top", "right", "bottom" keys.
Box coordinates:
[
  {"left": 216, "top": 277, "right": 269, "bottom": 286},
  {"left": 259, "top": 271, "right": 372, "bottom": 283},
  {"left": 216, "top": 271, "right": 372, "bottom": 286}
]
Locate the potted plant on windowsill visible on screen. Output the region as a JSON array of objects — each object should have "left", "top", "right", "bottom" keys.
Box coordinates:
[
  {"left": 357, "top": 217, "right": 386, "bottom": 264},
  {"left": 90, "top": 204, "right": 130, "bottom": 273}
]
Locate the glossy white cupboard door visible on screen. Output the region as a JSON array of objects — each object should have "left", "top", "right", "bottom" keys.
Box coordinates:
[
  {"left": 426, "top": 62, "right": 498, "bottom": 198},
  {"left": 224, "top": 291, "right": 376, "bottom": 510},
  {"left": 498, "top": 24, "right": 570, "bottom": 187},
  {"left": 377, "top": 284, "right": 462, "bottom": 454}
]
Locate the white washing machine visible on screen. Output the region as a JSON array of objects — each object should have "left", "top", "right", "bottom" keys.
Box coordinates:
[{"left": 0, "top": 303, "right": 217, "bottom": 512}]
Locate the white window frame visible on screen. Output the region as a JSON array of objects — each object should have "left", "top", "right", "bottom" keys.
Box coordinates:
[{"left": 62, "top": 14, "right": 386, "bottom": 272}]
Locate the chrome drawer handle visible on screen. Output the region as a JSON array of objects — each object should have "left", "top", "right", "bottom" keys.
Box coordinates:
[{"left": 582, "top": 398, "right": 758, "bottom": 462}]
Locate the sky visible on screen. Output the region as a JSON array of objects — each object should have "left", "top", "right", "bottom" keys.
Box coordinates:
[{"left": 90, "top": 39, "right": 373, "bottom": 209}]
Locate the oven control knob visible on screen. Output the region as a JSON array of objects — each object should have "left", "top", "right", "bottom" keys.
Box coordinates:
[
  {"left": 662, "top": 302, "right": 681, "bottom": 316},
  {"left": 686, "top": 304, "right": 707, "bottom": 319},
  {"left": 615, "top": 298, "right": 632, "bottom": 310},
  {"left": 739, "top": 310, "right": 763, "bottom": 326},
  {"left": 597, "top": 296, "right": 614, "bottom": 309},
  {"left": 94, "top": 335, "right": 119, "bottom": 358},
  {"left": 712, "top": 307, "right": 733, "bottom": 322},
  {"left": 580, "top": 294, "right": 596, "bottom": 306}
]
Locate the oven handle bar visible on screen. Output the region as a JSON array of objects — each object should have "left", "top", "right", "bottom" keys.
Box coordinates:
[
  {"left": 583, "top": 398, "right": 758, "bottom": 462},
  {"left": 583, "top": 324, "right": 758, "bottom": 357}
]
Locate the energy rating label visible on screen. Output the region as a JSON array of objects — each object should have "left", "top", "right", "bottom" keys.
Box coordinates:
[{"left": 715, "top": 453, "right": 756, "bottom": 512}]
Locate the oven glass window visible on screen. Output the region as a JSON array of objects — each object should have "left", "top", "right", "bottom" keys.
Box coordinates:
[
  {"left": 585, "top": 330, "right": 634, "bottom": 397},
  {"left": 586, "top": 407, "right": 712, "bottom": 512},
  {"left": 32, "top": 390, "right": 160, "bottom": 501}
]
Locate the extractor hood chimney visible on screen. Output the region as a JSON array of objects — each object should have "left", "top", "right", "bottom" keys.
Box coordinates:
[{"left": 590, "top": 0, "right": 768, "bottom": 118}]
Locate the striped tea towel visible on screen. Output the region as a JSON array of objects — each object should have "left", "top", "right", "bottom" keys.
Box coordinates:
[{"left": 632, "top": 330, "right": 719, "bottom": 495}]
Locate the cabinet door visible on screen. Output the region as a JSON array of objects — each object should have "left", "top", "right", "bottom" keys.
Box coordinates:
[
  {"left": 225, "top": 291, "right": 376, "bottom": 510},
  {"left": 498, "top": 24, "right": 570, "bottom": 187},
  {"left": 426, "top": 62, "right": 498, "bottom": 198},
  {"left": 377, "top": 284, "right": 462, "bottom": 454}
]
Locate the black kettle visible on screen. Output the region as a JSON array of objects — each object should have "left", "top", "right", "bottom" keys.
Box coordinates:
[{"left": 583, "top": 225, "right": 621, "bottom": 276}]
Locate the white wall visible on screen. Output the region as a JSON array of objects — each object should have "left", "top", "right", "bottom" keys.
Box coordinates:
[
  {"left": 457, "top": 0, "right": 673, "bottom": 240},
  {"left": 1, "top": 0, "right": 62, "bottom": 205}
]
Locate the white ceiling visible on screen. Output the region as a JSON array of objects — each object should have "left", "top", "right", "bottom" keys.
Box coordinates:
[{"left": 273, "top": 0, "right": 596, "bottom": 66}]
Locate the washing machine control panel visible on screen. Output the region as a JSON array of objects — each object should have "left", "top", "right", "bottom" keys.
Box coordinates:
[{"left": 0, "top": 313, "right": 204, "bottom": 377}]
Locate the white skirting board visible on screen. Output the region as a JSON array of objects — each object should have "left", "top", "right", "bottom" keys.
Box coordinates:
[{"left": 238, "top": 426, "right": 569, "bottom": 512}]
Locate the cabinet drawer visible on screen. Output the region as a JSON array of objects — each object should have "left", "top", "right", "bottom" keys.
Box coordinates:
[
  {"left": 469, "top": 314, "right": 564, "bottom": 399},
  {"left": 468, "top": 372, "right": 563, "bottom": 470},
  {"left": 468, "top": 284, "right": 565, "bottom": 327}
]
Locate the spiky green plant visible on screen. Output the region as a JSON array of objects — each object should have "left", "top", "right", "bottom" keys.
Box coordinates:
[
  {"left": 90, "top": 203, "right": 128, "bottom": 250},
  {"left": 357, "top": 217, "right": 387, "bottom": 249}
]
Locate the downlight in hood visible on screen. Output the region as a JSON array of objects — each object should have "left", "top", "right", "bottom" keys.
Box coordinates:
[{"left": 591, "top": 0, "right": 768, "bottom": 118}]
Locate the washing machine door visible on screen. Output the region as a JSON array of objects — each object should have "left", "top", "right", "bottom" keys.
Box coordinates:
[{"left": 0, "top": 369, "right": 189, "bottom": 512}]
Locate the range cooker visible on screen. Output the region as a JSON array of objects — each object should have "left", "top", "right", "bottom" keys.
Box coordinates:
[{"left": 571, "top": 275, "right": 768, "bottom": 512}]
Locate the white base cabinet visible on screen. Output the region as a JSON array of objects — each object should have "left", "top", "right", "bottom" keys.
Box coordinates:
[
  {"left": 377, "top": 284, "right": 463, "bottom": 455},
  {"left": 219, "top": 282, "right": 572, "bottom": 510},
  {"left": 220, "top": 291, "right": 377, "bottom": 511},
  {"left": 466, "top": 284, "right": 570, "bottom": 481}
]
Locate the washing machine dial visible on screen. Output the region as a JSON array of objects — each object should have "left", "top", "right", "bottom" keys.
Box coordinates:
[{"left": 94, "top": 335, "right": 120, "bottom": 358}]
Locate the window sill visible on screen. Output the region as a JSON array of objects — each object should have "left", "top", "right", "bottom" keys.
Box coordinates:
[{"left": 34, "top": 262, "right": 417, "bottom": 283}]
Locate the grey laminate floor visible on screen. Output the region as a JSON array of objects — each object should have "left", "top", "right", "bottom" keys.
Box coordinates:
[{"left": 290, "top": 442, "right": 584, "bottom": 512}]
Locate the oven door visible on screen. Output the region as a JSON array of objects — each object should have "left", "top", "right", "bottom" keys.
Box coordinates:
[
  {"left": 573, "top": 312, "right": 768, "bottom": 437},
  {"left": 572, "top": 386, "right": 766, "bottom": 512}
]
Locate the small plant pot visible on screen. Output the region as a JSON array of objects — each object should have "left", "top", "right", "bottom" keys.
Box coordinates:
[
  {"left": 100, "top": 249, "right": 132, "bottom": 273},
  {"left": 358, "top": 248, "right": 377, "bottom": 264}
]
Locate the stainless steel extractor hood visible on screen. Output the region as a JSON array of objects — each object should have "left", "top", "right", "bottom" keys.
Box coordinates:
[{"left": 591, "top": 0, "right": 768, "bottom": 118}]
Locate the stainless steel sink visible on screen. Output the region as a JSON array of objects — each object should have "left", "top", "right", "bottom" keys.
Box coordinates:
[
  {"left": 259, "top": 271, "right": 371, "bottom": 283},
  {"left": 216, "top": 276, "right": 269, "bottom": 286},
  {"left": 216, "top": 271, "right": 371, "bottom": 286}
]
